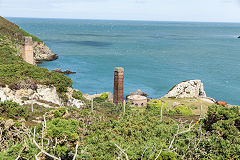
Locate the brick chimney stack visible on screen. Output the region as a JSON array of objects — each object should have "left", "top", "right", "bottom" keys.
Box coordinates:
[{"left": 113, "top": 67, "right": 124, "bottom": 104}]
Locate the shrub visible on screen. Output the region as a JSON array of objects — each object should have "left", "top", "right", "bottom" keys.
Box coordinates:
[
  {"left": 72, "top": 90, "right": 83, "bottom": 100},
  {"left": 46, "top": 118, "right": 79, "bottom": 140},
  {"left": 0, "top": 100, "right": 29, "bottom": 119},
  {"left": 53, "top": 107, "right": 66, "bottom": 118},
  {"left": 146, "top": 99, "right": 168, "bottom": 114},
  {"left": 93, "top": 93, "right": 109, "bottom": 103},
  {"left": 100, "top": 93, "right": 108, "bottom": 100},
  {"left": 169, "top": 105, "right": 192, "bottom": 116},
  {"left": 200, "top": 105, "right": 240, "bottom": 159}
]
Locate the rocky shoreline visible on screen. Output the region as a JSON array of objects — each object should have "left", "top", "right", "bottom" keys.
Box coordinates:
[{"left": 33, "top": 41, "right": 58, "bottom": 63}]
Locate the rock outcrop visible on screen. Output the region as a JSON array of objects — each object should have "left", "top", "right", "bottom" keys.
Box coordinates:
[
  {"left": 53, "top": 68, "right": 76, "bottom": 74},
  {"left": 0, "top": 85, "right": 84, "bottom": 108},
  {"left": 83, "top": 92, "right": 113, "bottom": 101},
  {"left": 164, "top": 80, "right": 206, "bottom": 98},
  {"left": 33, "top": 42, "right": 58, "bottom": 63}
]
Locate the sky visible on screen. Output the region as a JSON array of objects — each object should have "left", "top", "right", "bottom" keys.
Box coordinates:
[{"left": 1, "top": 0, "right": 240, "bottom": 22}]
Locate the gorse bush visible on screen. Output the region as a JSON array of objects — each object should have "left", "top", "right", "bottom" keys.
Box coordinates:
[
  {"left": 147, "top": 100, "right": 192, "bottom": 116},
  {"left": 53, "top": 107, "right": 66, "bottom": 118},
  {"left": 93, "top": 93, "right": 109, "bottom": 103},
  {"left": 0, "top": 104, "right": 239, "bottom": 159},
  {"left": 200, "top": 105, "right": 240, "bottom": 160},
  {"left": 0, "top": 100, "right": 29, "bottom": 119},
  {"left": 72, "top": 90, "right": 83, "bottom": 100},
  {"left": 169, "top": 105, "right": 192, "bottom": 116},
  {"left": 147, "top": 99, "right": 168, "bottom": 113}
]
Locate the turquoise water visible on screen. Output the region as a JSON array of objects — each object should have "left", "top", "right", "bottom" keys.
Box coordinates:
[{"left": 7, "top": 18, "right": 240, "bottom": 105}]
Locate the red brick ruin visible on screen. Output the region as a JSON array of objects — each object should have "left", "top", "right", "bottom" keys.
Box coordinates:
[{"left": 113, "top": 67, "right": 124, "bottom": 104}]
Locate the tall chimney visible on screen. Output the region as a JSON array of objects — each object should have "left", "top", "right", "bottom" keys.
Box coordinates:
[
  {"left": 22, "top": 36, "right": 35, "bottom": 65},
  {"left": 113, "top": 67, "right": 124, "bottom": 104}
]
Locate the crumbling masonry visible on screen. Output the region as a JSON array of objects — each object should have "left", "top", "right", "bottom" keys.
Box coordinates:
[{"left": 21, "top": 36, "right": 35, "bottom": 65}]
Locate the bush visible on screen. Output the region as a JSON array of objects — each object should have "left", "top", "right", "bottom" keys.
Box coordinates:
[
  {"left": 72, "top": 90, "right": 83, "bottom": 100},
  {"left": 46, "top": 118, "right": 79, "bottom": 140},
  {"left": 146, "top": 99, "right": 168, "bottom": 114},
  {"left": 200, "top": 105, "right": 240, "bottom": 159},
  {"left": 93, "top": 93, "right": 109, "bottom": 103},
  {"left": 53, "top": 107, "right": 66, "bottom": 118},
  {"left": 0, "top": 100, "right": 29, "bottom": 119},
  {"left": 169, "top": 105, "right": 192, "bottom": 116},
  {"left": 100, "top": 93, "right": 108, "bottom": 100}
]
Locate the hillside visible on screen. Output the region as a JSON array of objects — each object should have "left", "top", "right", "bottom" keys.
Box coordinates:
[
  {"left": 0, "top": 17, "right": 239, "bottom": 160},
  {"left": 0, "top": 17, "right": 72, "bottom": 97},
  {"left": 0, "top": 16, "right": 58, "bottom": 62}
]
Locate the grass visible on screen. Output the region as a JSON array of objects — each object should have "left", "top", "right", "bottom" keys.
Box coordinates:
[{"left": 159, "top": 97, "right": 213, "bottom": 116}]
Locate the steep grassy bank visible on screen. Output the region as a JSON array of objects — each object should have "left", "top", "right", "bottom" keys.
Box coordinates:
[
  {"left": 0, "top": 17, "right": 72, "bottom": 96},
  {"left": 0, "top": 16, "right": 42, "bottom": 43}
]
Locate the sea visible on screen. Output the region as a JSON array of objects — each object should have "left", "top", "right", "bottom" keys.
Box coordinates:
[{"left": 7, "top": 17, "right": 240, "bottom": 105}]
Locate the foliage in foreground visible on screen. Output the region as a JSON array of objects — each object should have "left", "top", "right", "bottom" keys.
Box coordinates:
[{"left": 0, "top": 103, "right": 239, "bottom": 160}]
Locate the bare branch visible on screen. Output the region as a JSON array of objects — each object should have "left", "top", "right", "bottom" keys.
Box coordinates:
[
  {"left": 72, "top": 141, "right": 79, "bottom": 160},
  {"left": 114, "top": 144, "right": 129, "bottom": 160}
]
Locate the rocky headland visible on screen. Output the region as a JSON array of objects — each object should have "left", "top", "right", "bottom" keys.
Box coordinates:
[
  {"left": 164, "top": 80, "right": 206, "bottom": 98},
  {"left": 33, "top": 41, "right": 58, "bottom": 63}
]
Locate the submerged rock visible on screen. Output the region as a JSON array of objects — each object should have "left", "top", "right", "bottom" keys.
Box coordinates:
[
  {"left": 53, "top": 68, "right": 76, "bottom": 74},
  {"left": 164, "top": 80, "right": 206, "bottom": 98}
]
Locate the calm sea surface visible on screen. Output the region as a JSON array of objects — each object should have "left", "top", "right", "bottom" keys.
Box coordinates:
[{"left": 7, "top": 18, "right": 240, "bottom": 105}]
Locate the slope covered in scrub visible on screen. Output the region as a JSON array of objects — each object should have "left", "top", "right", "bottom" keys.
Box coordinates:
[{"left": 0, "top": 17, "right": 72, "bottom": 96}]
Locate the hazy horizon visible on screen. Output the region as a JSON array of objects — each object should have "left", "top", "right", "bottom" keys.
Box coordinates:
[
  {"left": 5, "top": 16, "right": 240, "bottom": 24},
  {"left": 1, "top": 0, "right": 240, "bottom": 23}
]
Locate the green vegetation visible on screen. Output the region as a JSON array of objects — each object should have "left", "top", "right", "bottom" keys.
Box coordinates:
[
  {"left": 147, "top": 99, "right": 193, "bottom": 116},
  {"left": 0, "top": 100, "right": 239, "bottom": 159},
  {"left": 53, "top": 107, "right": 67, "bottom": 118},
  {"left": 0, "top": 41, "right": 72, "bottom": 95},
  {"left": 0, "top": 16, "right": 42, "bottom": 43},
  {"left": 201, "top": 105, "right": 240, "bottom": 159},
  {"left": 93, "top": 93, "right": 109, "bottom": 103},
  {"left": 0, "top": 100, "right": 29, "bottom": 119},
  {"left": 72, "top": 90, "right": 84, "bottom": 100},
  {"left": 0, "top": 16, "right": 239, "bottom": 159}
]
